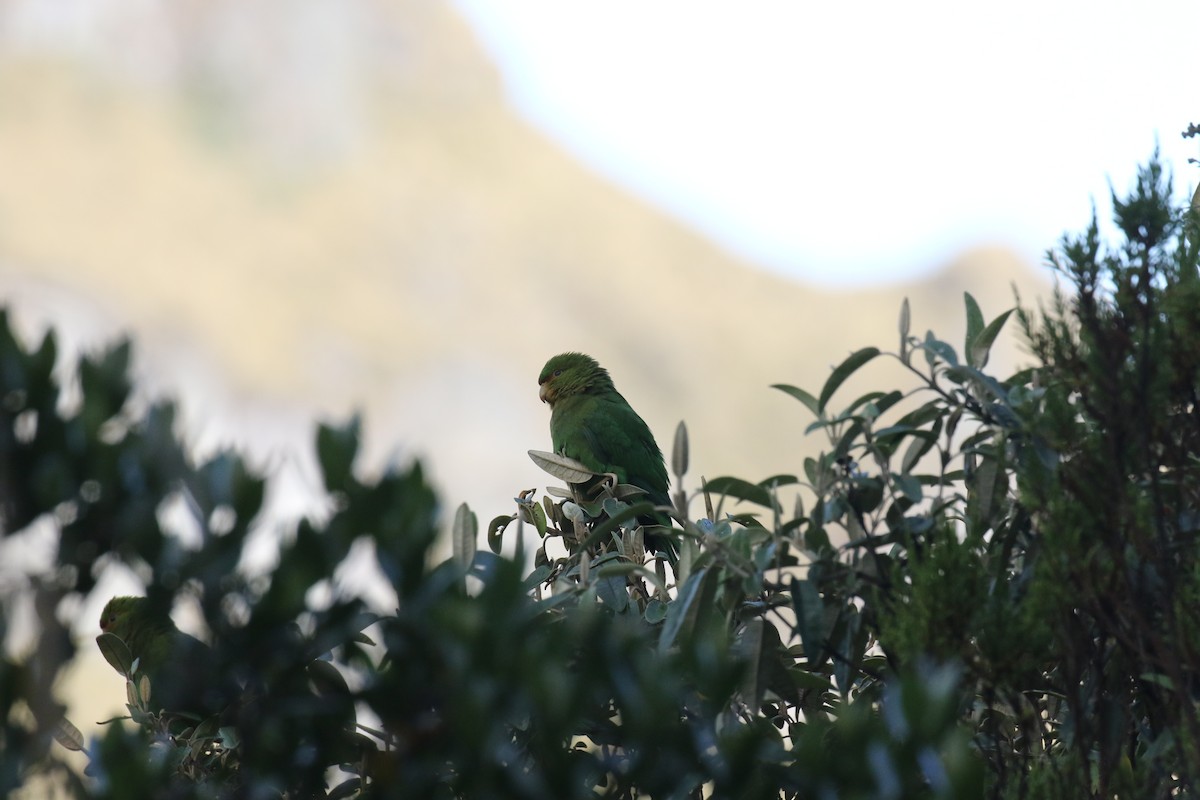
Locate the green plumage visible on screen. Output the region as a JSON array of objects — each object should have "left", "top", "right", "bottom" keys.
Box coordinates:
[
  {"left": 538, "top": 352, "right": 676, "bottom": 561},
  {"left": 98, "top": 595, "right": 234, "bottom": 716}
]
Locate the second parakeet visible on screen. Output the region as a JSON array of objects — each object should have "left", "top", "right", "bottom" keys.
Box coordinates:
[
  {"left": 98, "top": 595, "right": 237, "bottom": 716},
  {"left": 538, "top": 352, "right": 677, "bottom": 562}
]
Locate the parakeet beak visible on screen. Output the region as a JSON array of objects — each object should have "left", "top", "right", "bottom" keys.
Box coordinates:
[{"left": 538, "top": 383, "right": 550, "bottom": 404}]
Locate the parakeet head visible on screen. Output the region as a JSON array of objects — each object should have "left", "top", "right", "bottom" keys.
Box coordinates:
[
  {"left": 99, "top": 595, "right": 169, "bottom": 644},
  {"left": 538, "top": 352, "right": 614, "bottom": 406}
]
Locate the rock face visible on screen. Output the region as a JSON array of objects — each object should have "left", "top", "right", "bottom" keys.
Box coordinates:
[{"left": 0, "top": 0, "right": 1048, "bottom": 520}]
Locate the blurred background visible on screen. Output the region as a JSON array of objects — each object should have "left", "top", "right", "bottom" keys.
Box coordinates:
[{"left": 0, "top": 0, "right": 1195, "bottom": 774}]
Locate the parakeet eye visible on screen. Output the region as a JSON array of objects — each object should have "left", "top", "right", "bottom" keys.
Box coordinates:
[{"left": 553, "top": 369, "right": 562, "bottom": 377}]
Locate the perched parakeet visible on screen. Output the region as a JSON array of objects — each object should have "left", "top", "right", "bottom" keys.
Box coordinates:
[
  {"left": 98, "top": 595, "right": 235, "bottom": 716},
  {"left": 538, "top": 352, "right": 677, "bottom": 562}
]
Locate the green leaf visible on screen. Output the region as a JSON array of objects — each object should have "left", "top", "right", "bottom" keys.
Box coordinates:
[
  {"left": 528, "top": 501, "right": 548, "bottom": 537},
  {"left": 53, "top": 717, "right": 85, "bottom": 752},
  {"left": 803, "top": 457, "right": 821, "bottom": 488},
  {"left": 576, "top": 501, "right": 656, "bottom": 553},
  {"left": 818, "top": 348, "right": 881, "bottom": 412},
  {"left": 672, "top": 420, "right": 689, "bottom": 478},
  {"left": 77, "top": 339, "right": 133, "bottom": 434},
  {"left": 893, "top": 401, "right": 944, "bottom": 429},
  {"left": 832, "top": 608, "right": 866, "bottom": 696},
  {"left": 969, "top": 456, "right": 1001, "bottom": 530},
  {"left": 521, "top": 563, "right": 553, "bottom": 591},
  {"left": 771, "top": 383, "right": 821, "bottom": 417},
  {"left": 964, "top": 292, "right": 984, "bottom": 361},
  {"left": 804, "top": 524, "right": 831, "bottom": 553},
  {"left": 760, "top": 474, "right": 799, "bottom": 488},
  {"left": 597, "top": 561, "right": 667, "bottom": 596},
  {"left": 527, "top": 450, "right": 597, "bottom": 484},
  {"left": 316, "top": 415, "right": 361, "bottom": 491},
  {"left": 452, "top": 502, "right": 477, "bottom": 568},
  {"left": 736, "top": 617, "right": 766, "bottom": 709},
  {"left": 486, "top": 514, "right": 513, "bottom": 554},
  {"left": 328, "top": 778, "right": 363, "bottom": 800},
  {"left": 1139, "top": 672, "right": 1176, "bottom": 691},
  {"left": 595, "top": 570, "right": 630, "bottom": 612},
  {"left": 96, "top": 632, "right": 134, "bottom": 677},
  {"left": 660, "top": 568, "right": 716, "bottom": 651},
  {"left": 899, "top": 297, "right": 911, "bottom": 357},
  {"left": 792, "top": 577, "right": 827, "bottom": 669},
  {"left": 644, "top": 598, "right": 668, "bottom": 624},
  {"left": 969, "top": 308, "right": 1015, "bottom": 369},
  {"left": 945, "top": 365, "right": 1008, "bottom": 401},
  {"left": 842, "top": 389, "right": 899, "bottom": 418},
  {"left": 923, "top": 333, "right": 958, "bottom": 368},
  {"left": 307, "top": 659, "right": 351, "bottom": 696},
  {"left": 895, "top": 474, "right": 925, "bottom": 503},
  {"left": 790, "top": 668, "right": 835, "bottom": 693},
  {"left": 705, "top": 476, "right": 775, "bottom": 508},
  {"left": 900, "top": 431, "right": 937, "bottom": 474}
]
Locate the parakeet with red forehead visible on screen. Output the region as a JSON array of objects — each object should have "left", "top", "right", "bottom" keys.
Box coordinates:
[{"left": 538, "top": 352, "right": 676, "bottom": 562}]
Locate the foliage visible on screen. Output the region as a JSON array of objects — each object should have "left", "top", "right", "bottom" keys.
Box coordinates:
[{"left": 2, "top": 143, "right": 1199, "bottom": 798}]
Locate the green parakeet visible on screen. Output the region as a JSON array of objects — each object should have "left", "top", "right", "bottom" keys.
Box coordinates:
[
  {"left": 538, "top": 352, "right": 677, "bottom": 562},
  {"left": 98, "top": 595, "right": 235, "bottom": 716}
]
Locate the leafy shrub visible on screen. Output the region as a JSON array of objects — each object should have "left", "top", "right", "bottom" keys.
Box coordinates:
[{"left": 2, "top": 143, "right": 1198, "bottom": 799}]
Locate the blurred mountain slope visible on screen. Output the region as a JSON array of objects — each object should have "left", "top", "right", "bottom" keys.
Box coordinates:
[{"left": 0, "top": 0, "right": 1050, "bottom": 524}]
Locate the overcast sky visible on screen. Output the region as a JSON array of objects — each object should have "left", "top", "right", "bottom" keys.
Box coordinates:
[{"left": 453, "top": 0, "right": 1200, "bottom": 286}]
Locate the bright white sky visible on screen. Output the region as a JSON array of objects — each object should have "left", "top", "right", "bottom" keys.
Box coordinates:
[{"left": 453, "top": 0, "right": 1200, "bottom": 286}]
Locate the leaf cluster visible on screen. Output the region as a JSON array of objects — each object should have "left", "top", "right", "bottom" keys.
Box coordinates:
[{"left": 4, "top": 144, "right": 1200, "bottom": 799}]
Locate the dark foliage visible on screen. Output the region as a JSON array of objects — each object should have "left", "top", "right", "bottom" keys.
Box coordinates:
[{"left": 2, "top": 142, "right": 1199, "bottom": 798}]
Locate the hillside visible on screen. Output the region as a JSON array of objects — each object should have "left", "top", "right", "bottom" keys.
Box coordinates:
[
  {"left": 0, "top": 4, "right": 1058, "bottom": 784},
  {"left": 0, "top": 2, "right": 1049, "bottom": 524}
]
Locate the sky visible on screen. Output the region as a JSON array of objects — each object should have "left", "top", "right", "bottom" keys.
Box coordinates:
[{"left": 452, "top": 0, "right": 1200, "bottom": 287}]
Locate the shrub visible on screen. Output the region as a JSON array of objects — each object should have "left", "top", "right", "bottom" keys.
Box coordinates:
[{"left": 2, "top": 142, "right": 1198, "bottom": 798}]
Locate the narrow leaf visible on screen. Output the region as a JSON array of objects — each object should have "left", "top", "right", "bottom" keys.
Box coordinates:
[
  {"left": 736, "top": 618, "right": 766, "bottom": 709},
  {"left": 964, "top": 292, "right": 984, "bottom": 360},
  {"left": 329, "top": 778, "right": 363, "bottom": 800},
  {"left": 597, "top": 562, "right": 667, "bottom": 596},
  {"left": 529, "top": 501, "right": 548, "bottom": 537},
  {"left": 315, "top": 415, "right": 361, "bottom": 491},
  {"left": 452, "top": 502, "right": 477, "bottom": 568},
  {"left": 705, "top": 476, "right": 774, "bottom": 508},
  {"left": 521, "top": 564, "right": 553, "bottom": 591},
  {"left": 595, "top": 571, "right": 629, "bottom": 612},
  {"left": 672, "top": 420, "right": 689, "bottom": 478},
  {"left": 307, "top": 659, "right": 350, "bottom": 697},
  {"left": 970, "top": 456, "right": 1001, "bottom": 527},
  {"left": 660, "top": 568, "right": 713, "bottom": 651},
  {"left": 969, "top": 308, "right": 1015, "bottom": 369},
  {"left": 923, "top": 332, "right": 959, "bottom": 368},
  {"left": 900, "top": 431, "right": 937, "bottom": 474},
  {"left": 771, "top": 384, "right": 821, "bottom": 417},
  {"left": 576, "top": 501, "right": 657, "bottom": 553},
  {"left": 528, "top": 450, "right": 597, "bottom": 484},
  {"left": 758, "top": 474, "right": 800, "bottom": 489},
  {"left": 832, "top": 609, "right": 865, "bottom": 696},
  {"left": 53, "top": 718, "right": 84, "bottom": 752},
  {"left": 792, "top": 577, "right": 828, "bottom": 669},
  {"left": 95, "top": 633, "right": 133, "bottom": 677},
  {"left": 818, "top": 348, "right": 881, "bottom": 412}
]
